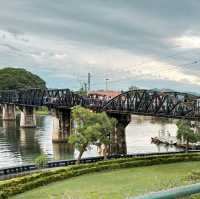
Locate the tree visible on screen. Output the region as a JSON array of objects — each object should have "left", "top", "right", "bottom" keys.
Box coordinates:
[
  {"left": 176, "top": 120, "right": 199, "bottom": 152},
  {"left": 69, "top": 106, "right": 102, "bottom": 164},
  {"left": 129, "top": 86, "right": 139, "bottom": 91},
  {"left": 95, "top": 112, "right": 116, "bottom": 160},
  {"left": 69, "top": 106, "right": 116, "bottom": 163},
  {"left": 0, "top": 67, "right": 46, "bottom": 90}
]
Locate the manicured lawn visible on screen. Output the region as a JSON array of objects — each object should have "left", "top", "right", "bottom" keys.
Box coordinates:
[{"left": 11, "top": 161, "right": 200, "bottom": 199}]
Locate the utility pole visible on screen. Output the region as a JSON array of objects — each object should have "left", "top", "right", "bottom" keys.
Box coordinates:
[
  {"left": 88, "top": 73, "right": 91, "bottom": 91},
  {"left": 105, "top": 78, "right": 109, "bottom": 91},
  {"left": 83, "top": 82, "right": 87, "bottom": 93}
]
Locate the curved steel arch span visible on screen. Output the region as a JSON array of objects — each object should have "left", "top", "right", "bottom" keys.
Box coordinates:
[
  {"left": 102, "top": 90, "right": 200, "bottom": 120},
  {"left": 0, "top": 88, "right": 200, "bottom": 120}
]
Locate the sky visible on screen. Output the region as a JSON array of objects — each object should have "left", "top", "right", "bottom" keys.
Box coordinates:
[{"left": 1, "top": 0, "right": 200, "bottom": 92}]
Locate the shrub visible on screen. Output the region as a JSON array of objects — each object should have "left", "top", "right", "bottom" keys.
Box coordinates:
[
  {"left": 1, "top": 153, "right": 200, "bottom": 199},
  {"left": 35, "top": 154, "right": 48, "bottom": 169}
]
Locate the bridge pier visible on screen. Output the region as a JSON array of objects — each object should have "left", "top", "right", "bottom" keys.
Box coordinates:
[
  {"left": 52, "top": 108, "right": 71, "bottom": 143},
  {"left": 109, "top": 113, "right": 131, "bottom": 155},
  {"left": 20, "top": 106, "right": 36, "bottom": 128},
  {"left": 2, "top": 104, "right": 16, "bottom": 121}
]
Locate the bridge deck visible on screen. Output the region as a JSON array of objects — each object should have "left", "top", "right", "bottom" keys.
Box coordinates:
[{"left": 0, "top": 89, "right": 200, "bottom": 119}]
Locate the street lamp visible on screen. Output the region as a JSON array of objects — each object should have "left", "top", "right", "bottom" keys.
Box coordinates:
[{"left": 105, "top": 78, "right": 109, "bottom": 91}]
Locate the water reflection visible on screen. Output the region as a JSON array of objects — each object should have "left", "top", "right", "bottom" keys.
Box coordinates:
[
  {"left": 126, "top": 115, "right": 181, "bottom": 153},
  {"left": 0, "top": 114, "right": 181, "bottom": 168},
  {"left": 52, "top": 143, "right": 74, "bottom": 160}
]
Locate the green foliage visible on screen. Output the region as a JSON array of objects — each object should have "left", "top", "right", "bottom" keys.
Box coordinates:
[
  {"left": 69, "top": 106, "right": 101, "bottom": 162},
  {"left": 95, "top": 112, "right": 116, "bottom": 159},
  {"left": 176, "top": 120, "right": 200, "bottom": 152},
  {"left": 69, "top": 106, "right": 116, "bottom": 162},
  {"left": 0, "top": 67, "right": 46, "bottom": 90},
  {"left": 95, "top": 112, "right": 116, "bottom": 146},
  {"left": 1, "top": 153, "right": 200, "bottom": 199},
  {"left": 35, "top": 154, "right": 48, "bottom": 169},
  {"left": 36, "top": 107, "right": 49, "bottom": 115},
  {"left": 129, "top": 86, "right": 139, "bottom": 90}
]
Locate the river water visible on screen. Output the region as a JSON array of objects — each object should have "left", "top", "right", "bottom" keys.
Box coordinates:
[{"left": 0, "top": 114, "right": 181, "bottom": 168}]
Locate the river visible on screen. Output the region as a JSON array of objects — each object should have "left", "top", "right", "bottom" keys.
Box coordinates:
[{"left": 0, "top": 114, "right": 181, "bottom": 168}]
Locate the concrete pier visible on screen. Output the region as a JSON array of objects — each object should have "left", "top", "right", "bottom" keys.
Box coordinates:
[
  {"left": 109, "top": 113, "right": 131, "bottom": 155},
  {"left": 2, "top": 104, "right": 16, "bottom": 120},
  {"left": 52, "top": 108, "right": 71, "bottom": 143},
  {"left": 20, "top": 106, "right": 36, "bottom": 128}
]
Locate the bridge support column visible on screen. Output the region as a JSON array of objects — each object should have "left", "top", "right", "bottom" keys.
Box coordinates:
[
  {"left": 0, "top": 105, "right": 2, "bottom": 118},
  {"left": 52, "top": 108, "right": 71, "bottom": 143},
  {"left": 20, "top": 106, "right": 36, "bottom": 128},
  {"left": 109, "top": 113, "right": 131, "bottom": 155},
  {"left": 2, "top": 104, "right": 16, "bottom": 120}
]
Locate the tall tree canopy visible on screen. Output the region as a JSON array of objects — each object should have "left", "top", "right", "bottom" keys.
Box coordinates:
[
  {"left": 69, "top": 106, "right": 116, "bottom": 163},
  {"left": 0, "top": 67, "right": 46, "bottom": 90},
  {"left": 95, "top": 112, "right": 116, "bottom": 160},
  {"left": 176, "top": 120, "right": 200, "bottom": 152}
]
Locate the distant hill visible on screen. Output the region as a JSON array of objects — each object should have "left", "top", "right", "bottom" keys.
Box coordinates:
[{"left": 0, "top": 68, "right": 46, "bottom": 90}]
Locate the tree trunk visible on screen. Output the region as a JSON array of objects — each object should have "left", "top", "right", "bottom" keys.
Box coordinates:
[
  {"left": 186, "top": 139, "right": 189, "bottom": 153},
  {"left": 103, "top": 144, "right": 108, "bottom": 160},
  {"left": 76, "top": 148, "right": 85, "bottom": 164}
]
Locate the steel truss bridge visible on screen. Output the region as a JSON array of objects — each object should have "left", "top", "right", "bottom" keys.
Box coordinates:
[{"left": 0, "top": 88, "right": 200, "bottom": 120}]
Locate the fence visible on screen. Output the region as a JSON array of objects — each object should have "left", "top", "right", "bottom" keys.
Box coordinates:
[
  {"left": 130, "top": 182, "right": 200, "bottom": 199},
  {"left": 1, "top": 151, "right": 200, "bottom": 177}
]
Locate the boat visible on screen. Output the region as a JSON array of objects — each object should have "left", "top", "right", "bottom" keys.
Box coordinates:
[{"left": 151, "top": 129, "right": 177, "bottom": 145}]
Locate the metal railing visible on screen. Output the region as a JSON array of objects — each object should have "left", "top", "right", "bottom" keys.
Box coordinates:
[
  {"left": 1, "top": 151, "right": 200, "bottom": 177},
  {"left": 130, "top": 183, "right": 200, "bottom": 199}
]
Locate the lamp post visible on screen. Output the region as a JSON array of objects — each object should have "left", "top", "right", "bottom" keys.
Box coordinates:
[{"left": 105, "top": 78, "right": 109, "bottom": 91}]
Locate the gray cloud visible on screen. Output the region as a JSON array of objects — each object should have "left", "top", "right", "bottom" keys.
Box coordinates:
[{"left": 0, "top": 0, "right": 200, "bottom": 92}]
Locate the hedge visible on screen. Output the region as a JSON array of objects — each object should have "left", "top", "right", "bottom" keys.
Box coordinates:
[{"left": 1, "top": 153, "right": 200, "bottom": 199}]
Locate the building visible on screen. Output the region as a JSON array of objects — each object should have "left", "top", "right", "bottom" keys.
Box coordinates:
[{"left": 88, "top": 90, "right": 121, "bottom": 100}]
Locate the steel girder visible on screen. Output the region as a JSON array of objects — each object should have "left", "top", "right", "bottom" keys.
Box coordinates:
[
  {"left": 0, "top": 89, "right": 200, "bottom": 119},
  {"left": 102, "top": 90, "right": 200, "bottom": 119},
  {"left": 44, "top": 89, "right": 82, "bottom": 108},
  {"left": 0, "top": 89, "right": 83, "bottom": 108}
]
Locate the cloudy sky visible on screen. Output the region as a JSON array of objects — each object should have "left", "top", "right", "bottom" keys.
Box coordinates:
[{"left": 1, "top": 0, "right": 200, "bottom": 92}]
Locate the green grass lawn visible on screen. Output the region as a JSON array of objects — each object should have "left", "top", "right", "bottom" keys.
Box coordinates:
[{"left": 10, "top": 161, "right": 200, "bottom": 199}]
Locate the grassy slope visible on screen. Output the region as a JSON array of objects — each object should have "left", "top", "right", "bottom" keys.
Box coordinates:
[{"left": 11, "top": 161, "right": 200, "bottom": 199}]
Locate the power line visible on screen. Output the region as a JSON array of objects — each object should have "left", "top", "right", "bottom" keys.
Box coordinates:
[{"left": 91, "top": 58, "right": 200, "bottom": 87}]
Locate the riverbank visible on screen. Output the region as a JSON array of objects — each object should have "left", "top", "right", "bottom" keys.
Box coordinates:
[
  {"left": 10, "top": 161, "right": 200, "bottom": 199},
  {"left": 35, "top": 107, "right": 49, "bottom": 115}
]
